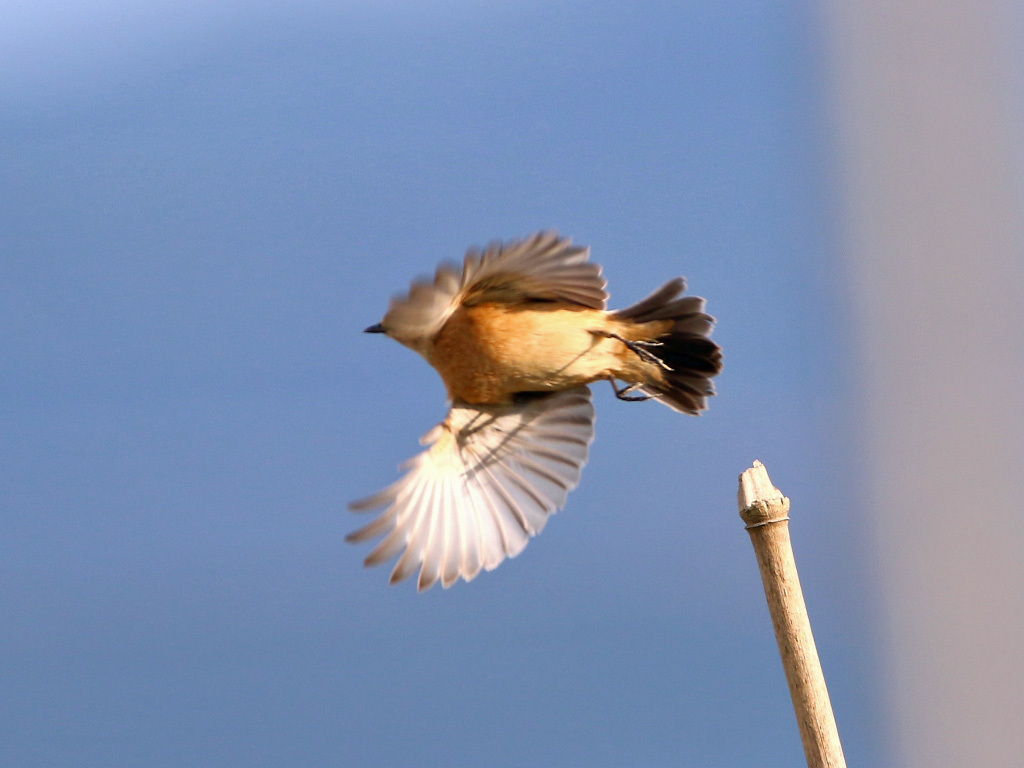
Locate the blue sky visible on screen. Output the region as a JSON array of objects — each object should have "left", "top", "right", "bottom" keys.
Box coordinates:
[{"left": 1, "top": 3, "right": 885, "bottom": 765}]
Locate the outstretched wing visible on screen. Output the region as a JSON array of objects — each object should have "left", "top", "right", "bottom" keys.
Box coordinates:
[
  {"left": 380, "top": 231, "right": 608, "bottom": 342},
  {"left": 347, "top": 387, "right": 595, "bottom": 590}
]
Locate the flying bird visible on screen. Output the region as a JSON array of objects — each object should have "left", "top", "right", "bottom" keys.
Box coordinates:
[{"left": 348, "top": 232, "right": 722, "bottom": 590}]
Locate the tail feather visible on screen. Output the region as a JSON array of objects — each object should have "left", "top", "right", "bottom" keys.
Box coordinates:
[
  {"left": 614, "top": 279, "right": 723, "bottom": 415},
  {"left": 613, "top": 278, "right": 687, "bottom": 320}
]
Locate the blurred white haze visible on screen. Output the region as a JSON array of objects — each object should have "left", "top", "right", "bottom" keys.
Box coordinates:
[{"left": 827, "top": 2, "right": 1024, "bottom": 765}]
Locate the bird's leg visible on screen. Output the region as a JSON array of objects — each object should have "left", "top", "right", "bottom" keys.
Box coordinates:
[
  {"left": 591, "top": 330, "right": 671, "bottom": 370},
  {"left": 608, "top": 378, "right": 651, "bottom": 402}
]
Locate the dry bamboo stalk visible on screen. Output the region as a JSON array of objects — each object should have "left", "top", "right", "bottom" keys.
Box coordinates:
[{"left": 737, "top": 460, "right": 846, "bottom": 768}]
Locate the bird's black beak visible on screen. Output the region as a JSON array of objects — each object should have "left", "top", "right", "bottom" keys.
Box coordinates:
[{"left": 364, "top": 323, "right": 386, "bottom": 334}]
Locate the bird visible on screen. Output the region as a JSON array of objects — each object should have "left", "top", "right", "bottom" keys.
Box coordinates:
[{"left": 348, "top": 231, "right": 722, "bottom": 591}]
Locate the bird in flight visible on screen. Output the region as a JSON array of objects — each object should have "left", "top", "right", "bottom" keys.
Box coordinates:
[{"left": 348, "top": 232, "right": 722, "bottom": 590}]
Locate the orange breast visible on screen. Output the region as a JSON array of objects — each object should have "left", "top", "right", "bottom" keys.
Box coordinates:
[{"left": 427, "top": 302, "right": 621, "bottom": 403}]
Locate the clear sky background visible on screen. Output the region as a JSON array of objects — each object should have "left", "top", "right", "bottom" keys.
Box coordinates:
[{"left": 1, "top": 2, "right": 888, "bottom": 766}]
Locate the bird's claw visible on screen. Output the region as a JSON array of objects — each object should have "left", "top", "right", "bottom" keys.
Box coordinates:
[{"left": 608, "top": 378, "right": 652, "bottom": 402}]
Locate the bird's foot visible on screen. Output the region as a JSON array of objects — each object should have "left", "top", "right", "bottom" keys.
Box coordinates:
[{"left": 608, "top": 378, "right": 651, "bottom": 402}]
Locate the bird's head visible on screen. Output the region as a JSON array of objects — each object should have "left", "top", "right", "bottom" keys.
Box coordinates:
[
  {"left": 364, "top": 266, "right": 461, "bottom": 355},
  {"left": 362, "top": 315, "right": 433, "bottom": 357}
]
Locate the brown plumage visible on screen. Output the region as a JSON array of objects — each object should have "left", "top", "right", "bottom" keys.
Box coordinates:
[{"left": 349, "top": 232, "right": 722, "bottom": 590}]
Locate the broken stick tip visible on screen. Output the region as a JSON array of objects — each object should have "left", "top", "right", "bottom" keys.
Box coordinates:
[{"left": 738, "top": 460, "right": 790, "bottom": 527}]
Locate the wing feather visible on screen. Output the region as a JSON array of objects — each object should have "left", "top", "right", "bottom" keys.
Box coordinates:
[
  {"left": 361, "top": 475, "right": 429, "bottom": 566},
  {"left": 416, "top": 479, "right": 445, "bottom": 591},
  {"left": 466, "top": 472, "right": 513, "bottom": 570},
  {"left": 457, "top": 474, "right": 483, "bottom": 582},
  {"left": 479, "top": 470, "right": 531, "bottom": 560},
  {"left": 389, "top": 477, "right": 436, "bottom": 584},
  {"left": 441, "top": 476, "right": 463, "bottom": 588},
  {"left": 348, "top": 387, "right": 595, "bottom": 590}
]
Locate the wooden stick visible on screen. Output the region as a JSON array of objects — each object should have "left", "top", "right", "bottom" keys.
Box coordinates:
[{"left": 737, "top": 460, "right": 847, "bottom": 768}]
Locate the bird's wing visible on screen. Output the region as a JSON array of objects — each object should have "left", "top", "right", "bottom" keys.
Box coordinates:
[
  {"left": 380, "top": 231, "right": 608, "bottom": 341},
  {"left": 347, "top": 387, "right": 595, "bottom": 590}
]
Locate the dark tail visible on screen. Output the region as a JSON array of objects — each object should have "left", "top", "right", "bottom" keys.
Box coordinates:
[{"left": 613, "top": 278, "right": 723, "bottom": 415}]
